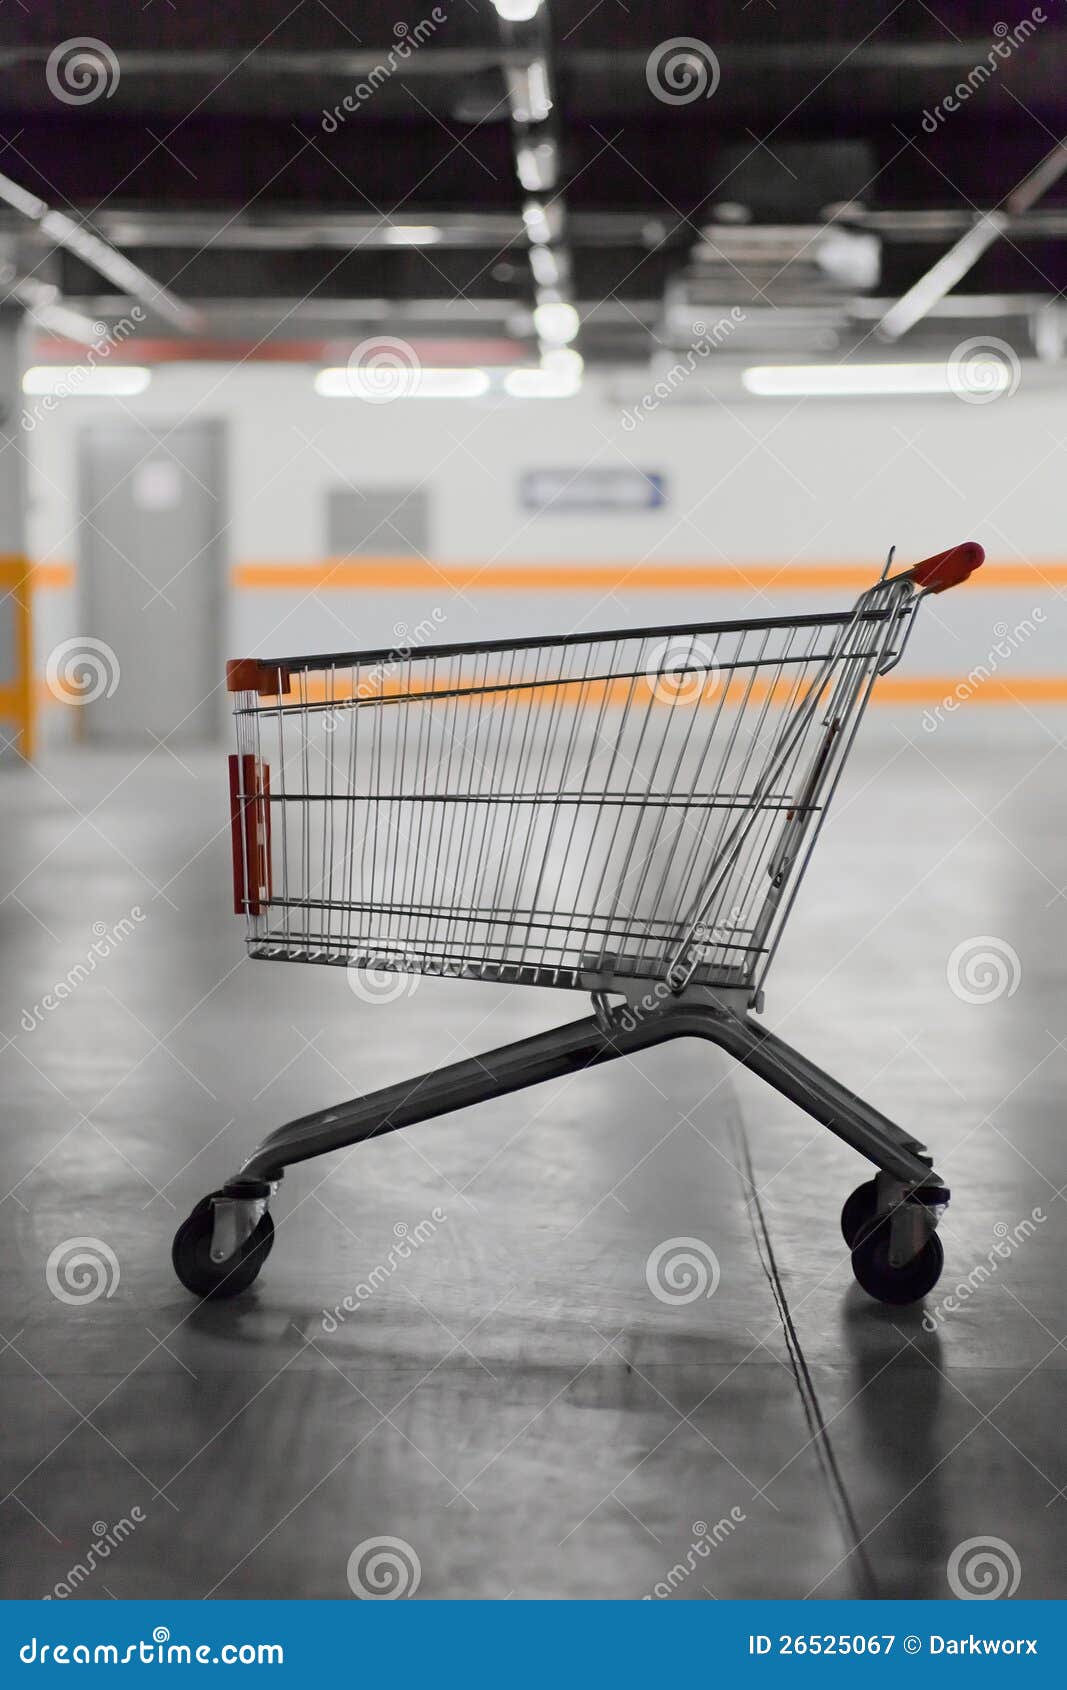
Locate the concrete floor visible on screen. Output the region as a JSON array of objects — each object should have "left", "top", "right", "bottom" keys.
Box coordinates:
[{"left": 1, "top": 726, "right": 1065, "bottom": 1599}]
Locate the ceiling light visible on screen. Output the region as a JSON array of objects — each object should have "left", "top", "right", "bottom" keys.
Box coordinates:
[
  {"left": 522, "top": 199, "right": 560, "bottom": 245},
  {"left": 516, "top": 139, "right": 558, "bottom": 193},
  {"left": 532, "top": 299, "right": 580, "bottom": 345},
  {"left": 540, "top": 347, "right": 583, "bottom": 379},
  {"left": 22, "top": 365, "right": 151, "bottom": 396},
  {"left": 814, "top": 228, "right": 880, "bottom": 290},
  {"left": 381, "top": 225, "right": 444, "bottom": 246},
  {"left": 491, "top": 0, "right": 543, "bottom": 19},
  {"left": 741, "top": 362, "right": 1009, "bottom": 397},
  {"left": 506, "top": 60, "right": 552, "bottom": 123},
  {"left": 315, "top": 367, "right": 490, "bottom": 399},
  {"left": 505, "top": 365, "right": 582, "bottom": 398},
  {"left": 529, "top": 244, "right": 562, "bottom": 287}
]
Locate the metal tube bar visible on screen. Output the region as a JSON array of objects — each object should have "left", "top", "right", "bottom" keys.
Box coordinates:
[{"left": 238, "top": 1000, "right": 938, "bottom": 1188}]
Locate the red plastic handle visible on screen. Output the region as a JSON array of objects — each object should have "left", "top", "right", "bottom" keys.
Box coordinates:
[
  {"left": 907, "top": 541, "right": 984, "bottom": 594},
  {"left": 228, "top": 753, "right": 272, "bottom": 915}
]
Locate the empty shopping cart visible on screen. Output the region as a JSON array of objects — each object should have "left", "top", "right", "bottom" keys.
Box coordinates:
[{"left": 173, "top": 541, "right": 984, "bottom": 1305}]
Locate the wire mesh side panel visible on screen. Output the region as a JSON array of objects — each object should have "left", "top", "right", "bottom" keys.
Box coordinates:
[{"left": 230, "top": 586, "right": 912, "bottom": 993}]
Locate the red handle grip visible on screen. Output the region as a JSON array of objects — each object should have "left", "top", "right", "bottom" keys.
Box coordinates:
[{"left": 906, "top": 541, "right": 984, "bottom": 594}]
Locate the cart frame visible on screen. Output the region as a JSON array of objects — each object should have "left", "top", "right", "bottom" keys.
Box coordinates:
[{"left": 173, "top": 542, "right": 984, "bottom": 1305}]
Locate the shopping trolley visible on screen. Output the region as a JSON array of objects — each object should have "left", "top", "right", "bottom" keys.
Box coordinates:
[{"left": 173, "top": 541, "right": 984, "bottom": 1305}]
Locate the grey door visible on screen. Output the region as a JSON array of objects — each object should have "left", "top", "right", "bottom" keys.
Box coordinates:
[
  {"left": 80, "top": 420, "right": 225, "bottom": 744},
  {"left": 327, "top": 486, "right": 429, "bottom": 556}
]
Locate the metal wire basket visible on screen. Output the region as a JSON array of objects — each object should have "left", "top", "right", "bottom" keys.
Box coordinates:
[
  {"left": 173, "top": 542, "right": 984, "bottom": 1308},
  {"left": 226, "top": 558, "right": 961, "bottom": 1001}
]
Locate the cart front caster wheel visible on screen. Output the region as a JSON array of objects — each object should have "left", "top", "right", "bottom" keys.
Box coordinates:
[
  {"left": 850, "top": 1212, "right": 944, "bottom": 1306},
  {"left": 172, "top": 1198, "right": 274, "bottom": 1299},
  {"left": 840, "top": 1178, "right": 880, "bottom": 1248}
]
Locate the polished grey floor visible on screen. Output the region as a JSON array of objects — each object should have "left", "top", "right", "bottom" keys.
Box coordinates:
[{"left": 1, "top": 728, "right": 1065, "bottom": 1599}]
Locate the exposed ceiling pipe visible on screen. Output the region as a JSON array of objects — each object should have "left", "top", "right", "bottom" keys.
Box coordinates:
[
  {"left": 7, "top": 275, "right": 102, "bottom": 344},
  {"left": 876, "top": 134, "right": 1067, "bottom": 341},
  {"left": 0, "top": 167, "right": 201, "bottom": 333}
]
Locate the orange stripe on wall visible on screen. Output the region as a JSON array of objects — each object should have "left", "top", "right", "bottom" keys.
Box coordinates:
[
  {"left": 0, "top": 556, "right": 35, "bottom": 758},
  {"left": 31, "top": 562, "right": 76, "bottom": 589},
  {"left": 232, "top": 558, "right": 1067, "bottom": 592},
  {"left": 30, "top": 672, "right": 1067, "bottom": 711},
  {"left": 31, "top": 557, "right": 1067, "bottom": 594},
  {"left": 229, "top": 673, "right": 1067, "bottom": 709}
]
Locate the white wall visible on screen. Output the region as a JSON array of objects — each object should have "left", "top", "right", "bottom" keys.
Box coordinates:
[{"left": 25, "top": 361, "right": 1067, "bottom": 740}]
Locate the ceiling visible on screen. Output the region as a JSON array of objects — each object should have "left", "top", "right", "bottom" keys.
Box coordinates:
[{"left": 2, "top": 0, "right": 1067, "bottom": 368}]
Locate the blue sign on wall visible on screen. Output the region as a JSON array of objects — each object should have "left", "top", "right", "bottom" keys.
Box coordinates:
[{"left": 520, "top": 468, "right": 667, "bottom": 512}]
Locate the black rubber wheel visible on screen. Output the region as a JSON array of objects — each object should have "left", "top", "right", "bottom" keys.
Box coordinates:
[
  {"left": 840, "top": 1179, "right": 880, "bottom": 1248},
  {"left": 850, "top": 1212, "right": 944, "bottom": 1305},
  {"left": 172, "top": 1199, "right": 274, "bottom": 1299}
]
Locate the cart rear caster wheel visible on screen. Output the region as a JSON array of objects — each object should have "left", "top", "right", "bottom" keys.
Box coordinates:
[
  {"left": 850, "top": 1212, "right": 944, "bottom": 1305},
  {"left": 172, "top": 1198, "right": 274, "bottom": 1299},
  {"left": 840, "top": 1179, "right": 880, "bottom": 1248}
]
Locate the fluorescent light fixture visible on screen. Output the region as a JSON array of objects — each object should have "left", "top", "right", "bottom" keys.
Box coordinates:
[
  {"left": 532, "top": 299, "right": 580, "bottom": 345},
  {"left": 314, "top": 367, "right": 490, "bottom": 399},
  {"left": 491, "top": 0, "right": 543, "bottom": 19},
  {"left": 22, "top": 365, "right": 151, "bottom": 397},
  {"left": 516, "top": 139, "right": 558, "bottom": 193},
  {"left": 541, "top": 346, "right": 583, "bottom": 379},
  {"left": 506, "top": 60, "right": 552, "bottom": 123},
  {"left": 381, "top": 225, "right": 444, "bottom": 246},
  {"left": 505, "top": 365, "right": 582, "bottom": 398},
  {"left": 529, "top": 244, "right": 563, "bottom": 287},
  {"left": 522, "top": 200, "right": 555, "bottom": 245},
  {"left": 741, "top": 362, "right": 1008, "bottom": 398}
]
